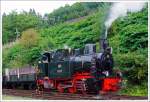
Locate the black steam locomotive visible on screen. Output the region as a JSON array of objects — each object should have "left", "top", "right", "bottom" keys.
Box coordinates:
[{"left": 36, "top": 39, "right": 121, "bottom": 93}]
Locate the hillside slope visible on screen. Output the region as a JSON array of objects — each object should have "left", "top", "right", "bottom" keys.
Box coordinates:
[
  {"left": 108, "top": 6, "right": 148, "bottom": 96},
  {"left": 2, "top": 2, "right": 110, "bottom": 44}
]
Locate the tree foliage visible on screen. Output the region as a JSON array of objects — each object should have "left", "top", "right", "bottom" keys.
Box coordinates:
[
  {"left": 2, "top": 10, "right": 42, "bottom": 44},
  {"left": 2, "top": 28, "right": 54, "bottom": 70},
  {"left": 44, "top": 2, "right": 110, "bottom": 26},
  {"left": 20, "top": 29, "right": 39, "bottom": 48},
  {"left": 108, "top": 6, "right": 148, "bottom": 85}
]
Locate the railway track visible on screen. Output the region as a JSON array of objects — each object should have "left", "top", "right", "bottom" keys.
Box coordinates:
[{"left": 2, "top": 89, "right": 148, "bottom": 100}]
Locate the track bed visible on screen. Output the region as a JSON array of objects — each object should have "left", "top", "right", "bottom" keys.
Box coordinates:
[{"left": 2, "top": 89, "right": 148, "bottom": 100}]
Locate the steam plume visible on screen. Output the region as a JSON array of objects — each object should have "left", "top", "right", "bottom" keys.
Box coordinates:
[{"left": 104, "top": 2, "right": 146, "bottom": 38}]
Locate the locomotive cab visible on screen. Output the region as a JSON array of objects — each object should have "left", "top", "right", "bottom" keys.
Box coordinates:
[
  {"left": 43, "top": 52, "right": 51, "bottom": 62},
  {"left": 38, "top": 52, "right": 52, "bottom": 78}
]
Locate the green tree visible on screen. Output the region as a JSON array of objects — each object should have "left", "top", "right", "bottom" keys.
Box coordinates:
[
  {"left": 20, "top": 29, "right": 39, "bottom": 48},
  {"left": 2, "top": 10, "right": 42, "bottom": 44}
]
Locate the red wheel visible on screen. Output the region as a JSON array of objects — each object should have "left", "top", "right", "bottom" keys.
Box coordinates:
[
  {"left": 57, "top": 84, "right": 64, "bottom": 93},
  {"left": 68, "top": 87, "right": 76, "bottom": 93}
]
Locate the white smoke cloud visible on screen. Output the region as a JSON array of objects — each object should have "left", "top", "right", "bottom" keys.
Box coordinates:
[{"left": 105, "top": 2, "right": 146, "bottom": 28}]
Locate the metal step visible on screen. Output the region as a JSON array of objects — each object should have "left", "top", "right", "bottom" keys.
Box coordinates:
[{"left": 75, "top": 80, "right": 87, "bottom": 92}]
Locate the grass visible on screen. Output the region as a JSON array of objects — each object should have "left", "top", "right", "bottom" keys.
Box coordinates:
[
  {"left": 119, "top": 82, "right": 148, "bottom": 96},
  {"left": 2, "top": 95, "right": 36, "bottom": 100}
]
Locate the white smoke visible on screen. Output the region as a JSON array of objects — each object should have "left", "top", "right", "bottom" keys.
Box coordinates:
[{"left": 104, "top": 2, "right": 146, "bottom": 38}]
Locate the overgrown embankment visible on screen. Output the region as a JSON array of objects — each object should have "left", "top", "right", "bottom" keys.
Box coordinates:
[{"left": 108, "top": 6, "right": 148, "bottom": 96}]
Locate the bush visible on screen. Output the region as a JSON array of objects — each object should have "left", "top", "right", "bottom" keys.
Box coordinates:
[
  {"left": 20, "top": 29, "right": 40, "bottom": 48},
  {"left": 119, "top": 24, "right": 147, "bottom": 52},
  {"left": 114, "top": 51, "right": 148, "bottom": 84},
  {"left": 120, "top": 81, "right": 148, "bottom": 96},
  {"left": 109, "top": 6, "right": 148, "bottom": 87}
]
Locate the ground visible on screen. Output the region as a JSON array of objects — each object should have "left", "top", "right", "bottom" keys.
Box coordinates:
[{"left": 2, "top": 95, "right": 35, "bottom": 100}]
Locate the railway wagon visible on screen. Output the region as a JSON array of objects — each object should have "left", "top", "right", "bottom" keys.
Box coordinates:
[{"left": 3, "top": 66, "right": 36, "bottom": 89}]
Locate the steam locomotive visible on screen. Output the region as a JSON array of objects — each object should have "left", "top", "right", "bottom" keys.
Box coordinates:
[
  {"left": 3, "top": 39, "right": 122, "bottom": 94},
  {"left": 36, "top": 38, "right": 122, "bottom": 94}
]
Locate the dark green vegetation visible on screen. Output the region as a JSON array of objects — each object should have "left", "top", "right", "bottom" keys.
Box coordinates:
[
  {"left": 108, "top": 6, "right": 148, "bottom": 96},
  {"left": 2, "top": 2, "right": 148, "bottom": 96},
  {"left": 43, "top": 2, "right": 110, "bottom": 27},
  {"left": 2, "top": 2, "right": 110, "bottom": 44},
  {"left": 2, "top": 10, "right": 43, "bottom": 44}
]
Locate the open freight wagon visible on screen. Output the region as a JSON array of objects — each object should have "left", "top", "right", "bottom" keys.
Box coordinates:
[{"left": 3, "top": 66, "right": 36, "bottom": 89}]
